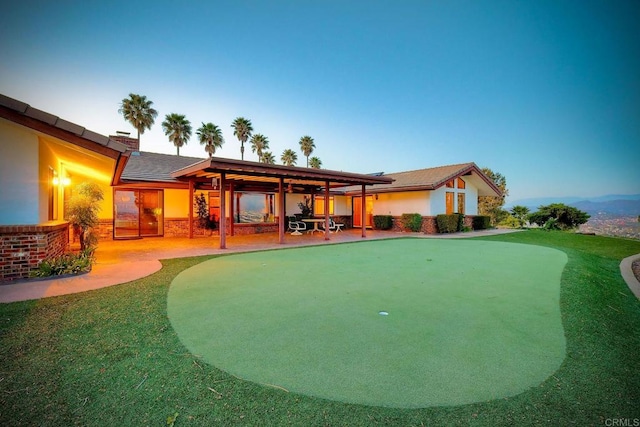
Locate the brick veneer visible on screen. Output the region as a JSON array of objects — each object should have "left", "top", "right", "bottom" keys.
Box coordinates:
[
  {"left": 0, "top": 221, "right": 70, "bottom": 282},
  {"left": 387, "top": 215, "right": 476, "bottom": 234}
]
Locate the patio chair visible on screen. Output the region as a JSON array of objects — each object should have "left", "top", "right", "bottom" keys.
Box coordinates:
[
  {"left": 288, "top": 216, "right": 307, "bottom": 235},
  {"left": 320, "top": 218, "right": 341, "bottom": 233},
  {"left": 332, "top": 218, "right": 344, "bottom": 232}
]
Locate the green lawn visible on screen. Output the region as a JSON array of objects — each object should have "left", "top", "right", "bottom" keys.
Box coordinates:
[
  {"left": 168, "top": 239, "right": 567, "bottom": 408},
  {"left": 1, "top": 231, "right": 639, "bottom": 426}
]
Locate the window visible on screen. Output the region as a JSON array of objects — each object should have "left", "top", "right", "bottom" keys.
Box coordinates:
[
  {"left": 234, "top": 192, "right": 275, "bottom": 223},
  {"left": 114, "top": 189, "right": 164, "bottom": 238},
  {"left": 445, "top": 180, "right": 454, "bottom": 188},
  {"left": 48, "top": 167, "right": 57, "bottom": 220},
  {"left": 457, "top": 193, "right": 465, "bottom": 214},
  {"left": 457, "top": 178, "right": 465, "bottom": 189},
  {"left": 446, "top": 192, "right": 454, "bottom": 214},
  {"left": 314, "top": 196, "right": 334, "bottom": 216}
]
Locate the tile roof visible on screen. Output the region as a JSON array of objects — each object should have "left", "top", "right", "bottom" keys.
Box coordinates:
[
  {"left": 120, "top": 151, "right": 206, "bottom": 183},
  {"left": 339, "top": 162, "right": 501, "bottom": 196},
  {"left": 0, "top": 94, "right": 128, "bottom": 154}
]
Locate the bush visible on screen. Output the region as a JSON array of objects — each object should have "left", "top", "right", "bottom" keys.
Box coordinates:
[
  {"left": 373, "top": 215, "right": 393, "bottom": 230},
  {"left": 472, "top": 215, "right": 491, "bottom": 230},
  {"left": 499, "top": 215, "right": 521, "bottom": 229},
  {"left": 528, "top": 203, "right": 590, "bottom": 230},
  {"left": 436, "top": 214, "right": 464, "bottom": 233},
  {"left": 401, "top": 213, "right": 423, "bottom": 232},
  {"left": 31, "top": 250, "right": 95, "bottom": 278}
]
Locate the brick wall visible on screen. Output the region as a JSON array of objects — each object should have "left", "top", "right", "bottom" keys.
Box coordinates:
[{"left": 0, "top": 222, "right": 70, "bottom": 282}]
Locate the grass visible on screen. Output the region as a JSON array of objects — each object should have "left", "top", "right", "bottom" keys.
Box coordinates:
[{"left": 0, "top": 231, "right": 639, "bottom": 425}]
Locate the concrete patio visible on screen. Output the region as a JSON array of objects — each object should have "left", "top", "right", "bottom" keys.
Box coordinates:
[{"left": 0, "top": 228, "right": 521, "bottom": 303}]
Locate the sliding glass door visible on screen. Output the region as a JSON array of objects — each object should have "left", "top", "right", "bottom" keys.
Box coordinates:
[{"left": 114, "top": 189, "right": 164, "bottom": 238}]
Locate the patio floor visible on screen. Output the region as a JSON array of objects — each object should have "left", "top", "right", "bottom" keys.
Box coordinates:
[{"left": 0, "top": 228, "right": 521, "bottom": 303}]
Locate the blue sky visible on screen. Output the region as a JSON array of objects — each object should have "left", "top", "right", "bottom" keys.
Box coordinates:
[{"left": 1, "top": 0, "right": 638, "bottom": 202}]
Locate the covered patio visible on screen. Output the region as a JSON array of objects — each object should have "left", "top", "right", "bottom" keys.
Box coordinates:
[{"left": 171, "top": 158, "right": 394, "bottom": 249}]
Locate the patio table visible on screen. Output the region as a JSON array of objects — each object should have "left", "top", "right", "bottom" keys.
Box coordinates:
[{"left": 301, "top": 219, "right": 325, "bottom": 234}]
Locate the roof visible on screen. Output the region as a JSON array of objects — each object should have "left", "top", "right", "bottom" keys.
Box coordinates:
[
  {"left": 340, "top": 162, "right": 502, "bottom": 196},
  {"left": 120, "top": 151, "right": 206, "bottom": 183},
  {"left": 0, "top": 94, "right": 128, "bottom": 157},
  {"left": 171, "top": 157, "right": 394, "bottom": 189}
]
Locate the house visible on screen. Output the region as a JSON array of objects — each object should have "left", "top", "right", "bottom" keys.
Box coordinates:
[
  {"left": 0, "top": 93, "right": 501, "bottom": 281},
  {"left": 336, "top": 163, "right": 502, "bottom": 232}
]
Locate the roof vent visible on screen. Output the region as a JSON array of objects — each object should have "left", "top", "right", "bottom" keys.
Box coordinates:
[{"left": 116, "top": 131, "right": 131, "bottom": 136}]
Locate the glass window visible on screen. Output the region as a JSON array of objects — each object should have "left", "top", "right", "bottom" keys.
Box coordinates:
[
  {"left": 446, "top": 192, "right": 454, "bottom": 214},
  {"left": 445, "top": 180, "right": 454, "bottom": 188},
  {"left": 457, "top": 193, "right": 465, "bottom": 214},
  {"left": 457, "top": 178, "right": 466, "bottom": 189},
  {"left": 234, "top": 192, "right": 275, "bottom": 223},
  {"left": 314, "top": 196, "right": 334, "bottom": 216}
]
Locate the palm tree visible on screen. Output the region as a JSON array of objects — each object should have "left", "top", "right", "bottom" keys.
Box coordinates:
[
  {"left": 162, "top": 113, "right": 192, "bottom": 156},
  {"left": 250, "top": 134, "right": 269, "bottom": 162},
  {"left": 309, "top": 156, "right": 322, "bottom": 169},
  {"left": 281, "top": 149, "right": 298, "bottom": 166},
  {"left": 299, "top": 135, "right": 315, "bottom": 167},
  {"left": 231, "top": 117, "right": 253, "bottom": 160},
  {"left": 261, "top": 151, "right": 275, "bottom": 164},
  {"left": 118, "top": 93, "right": 158, "bottom": 147},
  {"left": 196, "top": 122, "right": 224, "bottom": 157}
]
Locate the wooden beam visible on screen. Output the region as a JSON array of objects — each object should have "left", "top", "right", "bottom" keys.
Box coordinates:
[
  {"left": 188, "top": 180, "right": 194, "bottom": 239},
  {"left": 219, "top": 173, "right": 226, "bottom": 249},
  {"left": 229, "top": 182, "right": 235, "bottom": 236},
  {"left": 279, "top": 178, "right": 285, "bottom": 244},
  {"left": 361, "top": 185, "right": 367, "bottom": 238},
  {"left": 324, "top": 180, "right": 330, "bottom": 241}
]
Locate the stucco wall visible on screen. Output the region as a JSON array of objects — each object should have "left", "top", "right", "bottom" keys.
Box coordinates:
[
  {"left": 373, "top": 191, "right": 431, "bottom": 216},
  {"left": 0, "top": 120, "right": 40, "bottom": 225}
]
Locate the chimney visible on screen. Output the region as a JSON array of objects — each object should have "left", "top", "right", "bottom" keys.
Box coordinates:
[{"left": 110, "top": 131, "right": 139, "bottom": 151}]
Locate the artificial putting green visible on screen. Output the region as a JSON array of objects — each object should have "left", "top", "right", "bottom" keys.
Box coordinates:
[{"left": 167, "top": 238, "right": 567, "bottom": 408}]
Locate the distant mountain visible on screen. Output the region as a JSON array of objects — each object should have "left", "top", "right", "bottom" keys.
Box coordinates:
[
  {"left": 506, "top": 194, "right": 640, "bottom": 213},
  {"left": 571, "top": 199, "right": 640, "bottom": 217}
]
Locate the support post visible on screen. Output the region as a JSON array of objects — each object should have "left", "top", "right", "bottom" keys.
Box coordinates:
[
  {"left": 361, "top": 185, "right": 367, "bottom": 238},
  {"left": 229, "top": 183, "right": 235, "bottom": 236},
  {"left": 324, "top": 180, "right": 330, "bottom": 241},
  {"left": 188, "top": 180, "right": 194, "bottom": 239},
  {"left": 279, "top": 178, "right": 285, "bottom": 244},
  {"left": 219, "top": 173, "right": 226, "bottom": 249}
]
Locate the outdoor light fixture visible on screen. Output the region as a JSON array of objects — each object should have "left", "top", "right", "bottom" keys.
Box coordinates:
[
  {"left": 287, "top": 181, "right": 293, "bottom": 193},
  {"left": 211, "top": 177, "right": 218, "bottom": 189},
  {"left": 52, "top": 176, "right": 71, "bottom": 186}
]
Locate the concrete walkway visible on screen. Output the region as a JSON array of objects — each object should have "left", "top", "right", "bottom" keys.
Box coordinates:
[
  {"left": 0, "top": 228, "right": 521, "bottom": 303},
  {"left": 620, "top": 254, "right": 640, "bottom": 299}
]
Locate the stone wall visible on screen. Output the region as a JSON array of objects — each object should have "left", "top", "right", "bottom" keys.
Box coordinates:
[{"left": 0, "top": 221, "right": 69, "bottom": 282}]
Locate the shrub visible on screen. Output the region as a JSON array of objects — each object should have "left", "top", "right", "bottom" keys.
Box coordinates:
[
  {"left": 472, "top": 215, "right": 491, "bottom": 230},
  {"left": 401, "top": 213, "right": 423, "bottom": 232},
  {"left": 499, "top": 215, "right": 521, "bottom": 229},
  {"left": 65, "top": 182, "right": 104, "bottom": 252},
  {"left": 373, "top": 215, "right": 393, "bottom": 230},
  {"left": 436, "top": 214, "right": 463, "bottom": 233},
  {"left": 31, "top": 250, "right": 95, "bottom": 278},
  {"left": 194, "top": 193, "right": 217, "bottom": 231}
]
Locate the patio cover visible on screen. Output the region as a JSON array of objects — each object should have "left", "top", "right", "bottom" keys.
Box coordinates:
[{"left": 171, "top": 157, "right": 394, "bottom": 248}]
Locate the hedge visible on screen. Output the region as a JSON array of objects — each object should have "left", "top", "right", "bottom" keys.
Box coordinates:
[
  {"left": 373, "top": 215, "right": 393, "bottom": 230},
  {"left": 436, "top": 214, "right": 463, "bottom": 233},
  {"left": 472, "top": 215, "right": 491, "bottom": 230},
  {"left": 401, "top": 213, "right": 423, "bottom": 232}
]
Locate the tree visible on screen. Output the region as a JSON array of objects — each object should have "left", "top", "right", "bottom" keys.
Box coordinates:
[
  {"left": 478, "top": 167, "right": 509, "bottom": 225},
  {"left": 118, "top": 93, "right": 158, "bottom": 147},
  {"left": 299, "top": 135, "right": 315, "bottom": 167},
  {"left": 510, "top": 205, "right": 530, "bottom": 228},
  {"left": 162, "top": 113, "right": 192, "bottom": 156},
  {"left": 231, "top": 117, "right": 253, "bottom": 160},
  {"left": 250, "top": 134, "right": 269, "bottom": 162},
  {"left": 65, "top": 182, "right": 104, "bottom": 252},
  {"left": 528, "top": 203, "right": 590, "bottom": 230},
  {"left": 196, "top": 122, "right": 224, "bottom": 157},
  {"left": 261, "top": 151, "right": 275, "bottom": 164},
  {"left": 309, "top": 156, "right": 322, "bottom": 169},
  {"left": 281, "top": 149, "right": 298, "bottom": 166}
]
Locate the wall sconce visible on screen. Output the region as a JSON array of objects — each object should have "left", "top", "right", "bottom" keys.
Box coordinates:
[
  {"left": 287, "top": 181, "right": 293, "bottom": 193},
  {"left": 211, "top": 177, "right": 218, "bottom": 189},
  {"left": 375, "top": 194, "right": 379, "bottom": 200},
  {"left": 52, "top": 176, "right": 71, "bottom": 186}
]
